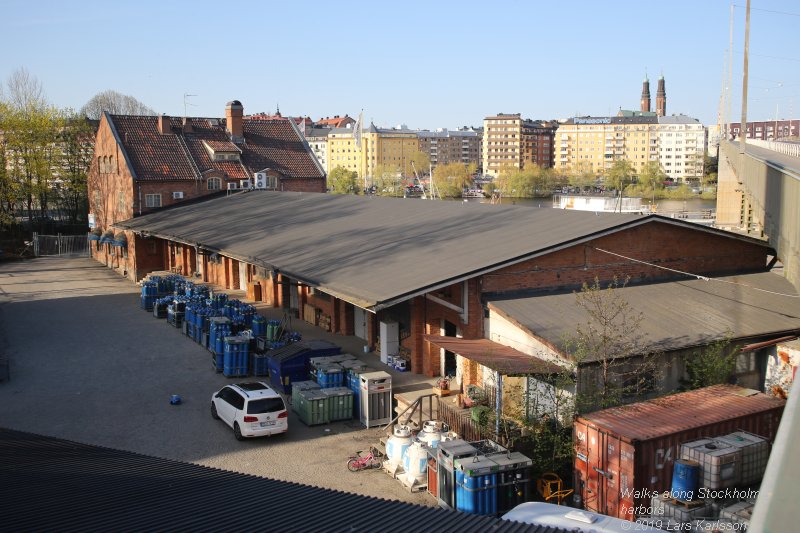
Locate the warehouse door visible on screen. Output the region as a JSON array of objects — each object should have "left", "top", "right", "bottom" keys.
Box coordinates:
[
  {"left": 354, "top": 307, "right": 367, "bottom": 340},
  {"left": 239, "top": 261, "right": 248, "bottom": 292}
]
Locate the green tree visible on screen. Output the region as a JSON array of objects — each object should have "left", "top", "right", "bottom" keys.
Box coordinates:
[
  {"left": 639, "top": 161, "right": 665, "bottom": 204},
  {"left": 51, "top": 113, "right": 93, "bottom": 224},
  {"left": 606, "top": 159, "right": 633, "bottom": 193},
  {"left": 405, "top": 149, "right": 430, "bottom": 181},
  {"left": 1, "top": 69, "right": 65, "bottom": 230},
  {"left": 328, "top": 166, "right": 360, "bottom": 195},
  {"left": 371, "top": 163, "right": 402, "bottom": 196},
  {"left": 683, "top": 336, "right": 738, "bottom": 390},
  {"left": 568, "top": 161, "right": 595, "bottom": 191},
  {"left": 433, "top": 162, "right": 474, "bottom": 197}
]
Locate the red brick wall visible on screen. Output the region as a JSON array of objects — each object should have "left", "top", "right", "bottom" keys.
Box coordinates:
[
  {"left": 282, "top": 178, "right": 326, "bottom": 193},
  {"left": 481, "top": 222, "right": 769, "bottom": 294},
  {"left": 417, "top": 278, "right": 483, "bottom": 377}
]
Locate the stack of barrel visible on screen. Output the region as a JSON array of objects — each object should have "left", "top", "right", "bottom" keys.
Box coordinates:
[{"left": 223, "top": 336, "right": 249, "bottom": 377}]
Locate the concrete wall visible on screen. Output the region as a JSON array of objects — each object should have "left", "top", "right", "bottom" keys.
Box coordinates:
[{"left": 719, "top": 141, "right": 800, "bottom": 291}]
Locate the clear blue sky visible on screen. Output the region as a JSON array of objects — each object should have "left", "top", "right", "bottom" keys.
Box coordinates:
[{"left": 3, "top": 0, "right": 799, "bottom": 129}]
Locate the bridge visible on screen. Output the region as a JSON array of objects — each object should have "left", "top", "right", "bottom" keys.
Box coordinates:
[{"left": 717, "top": 139, "right": 800, "bottom": 290}]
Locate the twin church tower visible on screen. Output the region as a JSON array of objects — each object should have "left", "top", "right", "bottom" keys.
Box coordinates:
[{"left": 640, "top": 73, "right": 666, "bottom": 116}]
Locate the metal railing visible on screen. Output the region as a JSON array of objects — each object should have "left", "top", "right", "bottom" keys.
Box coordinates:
[{"left": 747, "top": 139, "right": 800, "bottom": 158}]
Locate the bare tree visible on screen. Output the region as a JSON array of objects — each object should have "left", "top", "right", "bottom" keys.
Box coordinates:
[
  {"left": 3, "top": 67, "right": 46, "bottom": 111},
  {"left": 566, "top": 277, "right": 662, "bottom": 413},
  {"left": 80, "top": 90, "right": 156, "bottom": 119}
]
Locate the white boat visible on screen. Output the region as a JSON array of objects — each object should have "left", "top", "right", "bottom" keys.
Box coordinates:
[
  {"left": 552, "top": 194, "right": 652, "bottom": 214},
  {"left": 462, "top": 189, "right": 485, "bottom": 198}
]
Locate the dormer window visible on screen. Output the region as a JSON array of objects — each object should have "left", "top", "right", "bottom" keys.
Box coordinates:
[{"left": 202, "top": 140, "right": 241, "bottom": 162}]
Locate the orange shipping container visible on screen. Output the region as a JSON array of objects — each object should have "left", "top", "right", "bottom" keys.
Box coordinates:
[{"left": 573, "top": 385, "right": 785, "bottom": 520}]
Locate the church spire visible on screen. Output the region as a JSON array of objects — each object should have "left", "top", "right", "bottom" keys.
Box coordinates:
[
  {"left": 656, "top": 73, "right": 666, "bottom": 117},
  {"left": 641, "top": 71, "right": 651, "bottom": 113}
]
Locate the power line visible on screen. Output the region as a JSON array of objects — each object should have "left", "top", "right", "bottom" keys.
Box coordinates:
[
  {"left": 592, "top": 247, "right": 800, "bottom": 298},
  {"left": 734, "top": 4, "right": 800, "bottom": 17}
]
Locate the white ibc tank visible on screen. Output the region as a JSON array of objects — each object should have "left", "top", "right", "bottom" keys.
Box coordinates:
[
  {"left": 403, "top": 441, "right": 428, "bottom": 484},
  {"left": 417, "top": 420, "right": 445, "bottom": 449},
  {"left": 386, "top": 424, "right": 413, "bottom": 468}
]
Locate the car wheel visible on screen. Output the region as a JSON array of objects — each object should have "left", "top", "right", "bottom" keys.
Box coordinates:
[
  {"left": 234, "top": 422, "right": 245, "bottom": 441},
  {"left": 211, "top": 402, "right": 220, "bottom": 420}
]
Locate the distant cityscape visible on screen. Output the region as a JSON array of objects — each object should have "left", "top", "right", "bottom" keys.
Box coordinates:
[{"left": 251, "top": 74, "right": 794, "bottom": 187}]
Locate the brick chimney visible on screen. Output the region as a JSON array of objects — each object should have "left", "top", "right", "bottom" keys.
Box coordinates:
[
  {"left": 158, "top": 114, "right": 171, "bottom": 135},
  {"left": 226, "top": 100, "right": 244, "bottom": 142}
]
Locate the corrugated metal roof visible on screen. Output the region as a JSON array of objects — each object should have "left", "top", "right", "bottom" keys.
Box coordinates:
[
  {"left": 114, "top": 191, "right": 767, "bottom": 311},
  {"left": 577, "top": 385, "right": 786, "bottom": 442},
  {"left": 424, "top": 336, "right": 563, "bottom": 376},
  {"left": 0, "top": 428, "right": 564, "bottom": 533},
  {"left": 489, "top": 271, "right": 800, "bottom": 360}
]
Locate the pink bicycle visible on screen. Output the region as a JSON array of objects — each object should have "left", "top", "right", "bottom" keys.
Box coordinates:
[{"left": 347, "top": 447, "right": 384, "bottom": 472}]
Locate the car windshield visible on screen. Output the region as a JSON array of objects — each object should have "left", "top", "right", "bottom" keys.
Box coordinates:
[{"left": 247, "top": 398, "right": 285, "bottom": 414}]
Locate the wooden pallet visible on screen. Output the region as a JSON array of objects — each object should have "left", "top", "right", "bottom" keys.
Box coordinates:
[
  {"left": 399, "top": 476, "right": 427, "bottom": 493},
  {"left": 669, "top": 497, "right": 705, "bottom": 509},
  {"left": 383, "top": 462, "right": 402, "bottom": 480}
]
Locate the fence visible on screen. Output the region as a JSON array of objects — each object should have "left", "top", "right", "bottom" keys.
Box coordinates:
[
  {"left": 33, "top": 233, "right": 89, "bottom": 257},
  {"left": 747, "top": 139, "right": 800, "bottom": 158},
  {"left": 437, "top": 397, "right": 499, "bottom": 443}
]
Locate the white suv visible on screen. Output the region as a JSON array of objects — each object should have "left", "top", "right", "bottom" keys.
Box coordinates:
[{"left": 211, "top": 382, "right": 288, "bottom": 440}]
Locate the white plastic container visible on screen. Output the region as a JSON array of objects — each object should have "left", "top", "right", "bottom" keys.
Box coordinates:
[
  {"left": 386, "top": 424, "right": 413, "bottom": 469},
  {"left": 403, "top": 441, "right": 428, "bottom": 484}
]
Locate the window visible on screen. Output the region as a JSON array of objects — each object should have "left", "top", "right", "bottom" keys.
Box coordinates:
[
  {"left": 117, "top": 191, "right": 126, "bottom": 212},
  {"left": 207, "top": 177, "right": 221, "bottom": 190},
  {"left": 145, "top": 194, "right": 162, "bottom": 208}
]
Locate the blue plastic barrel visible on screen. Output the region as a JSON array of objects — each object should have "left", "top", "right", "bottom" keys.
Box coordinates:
[{"left": 671, "top": 459, "right": 700, "bottom": 501}]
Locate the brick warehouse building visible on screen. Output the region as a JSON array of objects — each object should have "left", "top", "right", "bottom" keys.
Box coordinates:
[
  {"left": 88, "top": 100, "right": 325, "bottom": 278},
  {"left": 111, "top": 191, "right": 799, "bottom": 391}
]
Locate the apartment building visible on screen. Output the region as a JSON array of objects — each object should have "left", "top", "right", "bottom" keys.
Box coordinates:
[
  {"left": 327, "top": 123, "right": 419, "bottom": 179},
  {"left": 304, "top": 127, "right": 330, "bottom": 173},
  {"left": 556, "top": 116, "right": 660, "bottom": 177},
  {"left": 417, "top": 128, "right": 481, "bottom": 169},
  {"left": 555, "top": 115, "right": 704, "bottom": 182},
  {"left": 727, "top": 119, "right": 800, "bottom": 141},
  {"left": 482, "top": 114, "right": 556, "bottom": 177},
  {"left": 657, "top": 115, "right": 705, "bottom": 182}
]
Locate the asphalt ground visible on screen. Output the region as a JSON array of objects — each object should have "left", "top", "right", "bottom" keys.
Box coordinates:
[{"left": 0, "top": 256, "right": 434, "bottom": 506}]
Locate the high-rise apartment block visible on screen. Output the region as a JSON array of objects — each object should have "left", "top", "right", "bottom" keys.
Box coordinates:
[
  {"left": 555, "top": 114, "right": 705, "bottom": 182},
  {"left": 482, "top": 114, "right": 556, "bottom": 177}
]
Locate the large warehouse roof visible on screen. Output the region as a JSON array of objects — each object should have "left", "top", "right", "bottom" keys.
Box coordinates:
[
  {"left": 489, "top": 271, "right": 800, "bottom": 359},
  {"left": 0, "top": 428, "right": 563, "bottom": 532},
  {"left": 115, "top": 191, "right": 770, "bottom": 311}
]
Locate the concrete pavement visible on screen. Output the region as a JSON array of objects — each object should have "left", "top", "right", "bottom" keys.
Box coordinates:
[{"left": 0, "top": 256, "right": 435, "bottom": 506}]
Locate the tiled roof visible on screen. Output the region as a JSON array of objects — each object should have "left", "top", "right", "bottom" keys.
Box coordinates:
[
  {"left": 0, "top": 428, "right": 563, "bottom": 533},
  {"left": 316, "top": 115, "right": 354, "bottom": 128},
  {"left": 108, "top": 114, "right": 323, "bottom": 182},
  {"left": 203, "top": 139, "right": 241, "bottom": 153}
]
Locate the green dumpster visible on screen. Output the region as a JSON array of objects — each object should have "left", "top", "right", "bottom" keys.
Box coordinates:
[
  {"left": 296, "top": 389, "right": 328, "bottom": 426},
  {"left": 322, "top": 386, "right": 354, "bottom": 421}
]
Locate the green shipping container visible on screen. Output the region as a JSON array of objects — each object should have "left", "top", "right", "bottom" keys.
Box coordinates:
[
  {"left": 296, "top": 389, "right": 328, "bottom": 426},
  {"left": 322, "top": 387, "right": 354, "bottom": 421}
]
